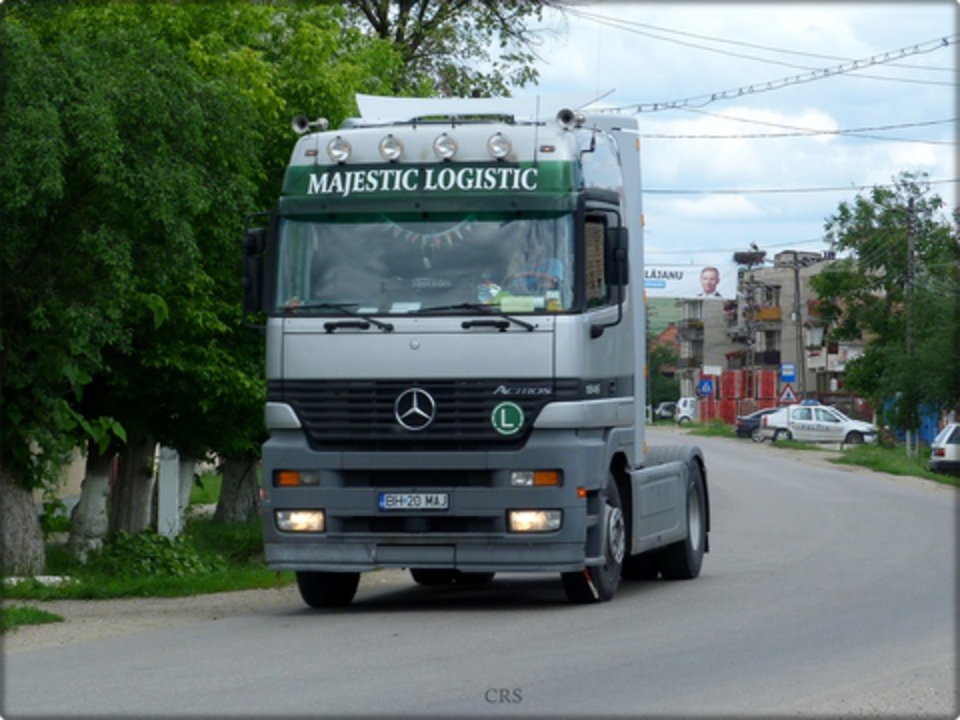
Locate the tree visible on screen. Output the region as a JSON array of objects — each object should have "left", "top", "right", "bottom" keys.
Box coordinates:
[
  {"left": 648, "top": 338, "right": 680, "bottom": 406},
  {"left": 339, "top": 0, "right": 565, "bottom": 96},
  {"left": 0, "top": 13, "right": 134, "bottom": 573},
  {"left": 1, "top": 2, "right": 407, "bottom": 569},
  {"left": 810, "top": 172, "right": 960, "bottom": 434}
]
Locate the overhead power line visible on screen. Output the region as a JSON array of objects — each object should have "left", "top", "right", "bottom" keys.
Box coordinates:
[
  {"left": 639, "top": 115, "right": 956, "bottom": 145},
  {"left": 645, "top": 178, "right": 959, "bottom": 196},
  {"left": 566, "top": 7, "right": 956, "bottom": 80},
  {"left": 591, "top": 35, "right": 957, "bottom": 114}
]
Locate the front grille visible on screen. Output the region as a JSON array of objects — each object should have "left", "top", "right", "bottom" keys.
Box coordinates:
[{"left": 269, "top": 379, "right": 579, "bottom": 451}]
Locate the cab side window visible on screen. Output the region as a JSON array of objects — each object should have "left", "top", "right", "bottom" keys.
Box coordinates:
[{"left": 584, "top": 217, "right": 608, "bottom": 308}]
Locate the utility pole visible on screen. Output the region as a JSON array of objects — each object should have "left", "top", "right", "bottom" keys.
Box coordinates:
[
  {"left": 791, "top": 251, "right": 806, "bottom": 398},
  {"left": 905, "top": 197, "right": 917, "bottom": 457}
]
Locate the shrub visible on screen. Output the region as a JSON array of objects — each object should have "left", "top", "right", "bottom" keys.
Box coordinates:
[{"left": 88, "top": 531, "right": 226, "bottom": 578}]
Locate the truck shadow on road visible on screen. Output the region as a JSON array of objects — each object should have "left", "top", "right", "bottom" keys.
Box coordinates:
[{"left": 284, "top": 573, "right": 674, "bottom": 614}]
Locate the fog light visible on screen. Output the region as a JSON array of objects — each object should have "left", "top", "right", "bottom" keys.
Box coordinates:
[
  {"left": 487, "top": 132, "right": 512, "bottom": 159},
  {"left": 433, "top": 133, "right": 458, "bottom": 160},
  {"left": 379, "top": 134, "right": 403, "bottom": 161},
  {"left": 327, "top": 136, "right": 352, "bottom": 163},
  {"left": 510, "top": 470, "right": 560, "bottom": 487},
  {"left": 276, "top": 510, "right": 325, "bottom": 533},
  {"left": 508, "top": 510, "right": 561, "bottom": 533}
]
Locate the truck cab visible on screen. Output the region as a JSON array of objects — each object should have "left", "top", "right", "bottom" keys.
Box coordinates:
[{"left": 244, "top": 95, "right": 709, "bottom": 607}]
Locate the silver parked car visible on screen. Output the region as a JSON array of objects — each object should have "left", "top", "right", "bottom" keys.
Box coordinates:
[
  {"left": 761, "top": 403, "right": 877, "bottom": 445},
  {"left": 929, "top": 423, "right": 960, "bottom": 477}
]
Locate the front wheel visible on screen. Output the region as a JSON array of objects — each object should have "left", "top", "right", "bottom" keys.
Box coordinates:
[
  {"left": 562, "top": 480, "right": 624, "bottom": 603},
  {"left": 659, "top": 461, "right": 706, "bottom": 580},
  {"left": 844, "top": 431, "right": 864, "bottom": 445},
  {"left": 296, "top": 571, "right": 360, "bottom": 608}
]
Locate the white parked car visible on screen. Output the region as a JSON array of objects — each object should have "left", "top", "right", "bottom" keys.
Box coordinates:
[
  {"left": 760, "top": 404, "right": 877, "bottom": 445},
  {"left": 674, "top": 397, "right": 697, "bottom": 424},
  {"left": 928, "top": 422, "right": 960, "bottom": 477}
]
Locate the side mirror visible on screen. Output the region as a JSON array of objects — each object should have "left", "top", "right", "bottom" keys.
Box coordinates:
[
  {"left": 604, "top": 226, "right": 629, "bottom": 287},
  {"left": 242, "top": 228, "right": 267, "bottom": 314}
]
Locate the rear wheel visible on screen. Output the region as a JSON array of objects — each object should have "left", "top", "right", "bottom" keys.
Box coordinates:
[
  {"left": 773, "top": 428, "right": 791, "bottom": 443},
  {"left": 296, "top": 571, "right": 360, "bottom": 608},
  {"left": 659, "top": 461, "right": 706, "bottom": 580},
  {"left": 562, "top": 480, "right": 624, "bottom": 603}
]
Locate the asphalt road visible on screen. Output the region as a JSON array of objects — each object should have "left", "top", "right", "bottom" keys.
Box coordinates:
[{"left": 4, "top": 428, "right": 957, "bottom": 718}]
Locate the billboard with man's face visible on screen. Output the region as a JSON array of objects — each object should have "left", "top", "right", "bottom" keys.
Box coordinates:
[{"left": 643, "top": 263, "right": 735, "bottom": 300}]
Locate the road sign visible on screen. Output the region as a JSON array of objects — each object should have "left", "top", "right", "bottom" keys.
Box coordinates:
[
  {"left": 781, "top": 363, "right": 797, "bottom": 383},
  {"left": 698, "top": 378, "right": 714, "bottom": 397},
  {"left": 779, "top": 383, "right": 798, "bottom": 404}
]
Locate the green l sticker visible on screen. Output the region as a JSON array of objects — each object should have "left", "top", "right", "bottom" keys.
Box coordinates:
[{"left": 491, "top": 402, "right": 524, "bottom": 436}]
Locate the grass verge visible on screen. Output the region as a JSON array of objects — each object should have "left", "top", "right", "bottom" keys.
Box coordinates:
[
  {"left": 830, "top": 443, "right": 958, "bottom": 486},
  {"left": 0, "top": 604, "right": 63, "bottom": 633},
  {"left": 1, "top": 516, "right": 294, "bottom": 633}
]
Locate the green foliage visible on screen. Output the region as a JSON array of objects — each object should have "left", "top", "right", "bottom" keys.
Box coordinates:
[
  {"left": 811, "top": 172, "right": 960, "bottom": 429},
  {"left": 688, "top": 420, "right": 736, "bottom": 439},
  {"left": 648, "top": 339, "right": 680, "bottom": 406},
  {"left": 190, "top": 472, "right": 222, "bottom": 506},
  {"left": 88, "top": 530, "right": 227, "bottom": 579},
  {"left": 341, "top": 0, "right": 561, "bottom": 96},
  {"left": 2, "top": 517, "right": 282, "bottom": 602},
  {"left": 186, "top": 519, "right": 264, "bottom": 566},
  {"left": 831, "top": 443, "right": 957, "bottom": 486},
  {"left": 0, "top": 605, "right": 63, "bottom": 634}
]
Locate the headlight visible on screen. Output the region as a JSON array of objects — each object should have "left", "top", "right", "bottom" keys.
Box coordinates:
[
  {"left": 508, "top": 510, "right": 562, "bottom": 533},
  {"left": 327, "top": 136, "right": 352, "bottom": 163},
  {"left": 276, "top": 510, "right": 325, "bottom": 533},
  {"left": 510, "top": 470, "right": 561, "bottom": 487},
  {"left": 433, "top": 133, "right": 458, "bottom": 160}
]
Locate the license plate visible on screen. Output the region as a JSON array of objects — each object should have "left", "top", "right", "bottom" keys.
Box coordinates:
[{"left": 378, "top": 492, "right": 449, "bottom": 511}]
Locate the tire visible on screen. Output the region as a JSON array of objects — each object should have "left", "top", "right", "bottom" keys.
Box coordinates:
[
  {"left": 751, "top": 428, "right": 765, "bottom": 443},
  {"left": 844, "top": 431, "right": 864, "bottom": 445},
  {"left": 296, "top": 571, "right": 360, "bottom": 608},
  {"left": 622, "top": 551, "right": 660, "bottom": 580},
  {"left": 562, "top": 480, "right": 624, "bottom": 603},
  {"left": 659, "top": 461, "right": 706, "bottom": 580},
  {"left": 773, "top": 428, "right": 791, "bottom": 443},
  {"left": 410, "top": 569, "right": 495, "bottom": 586},
  {"left": 677, "top": 417, "right": 690, "bottom": 425}
]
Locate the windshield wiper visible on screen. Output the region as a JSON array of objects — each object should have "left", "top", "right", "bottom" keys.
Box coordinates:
[
  {"left": 414, "top": 303, "right": 536, "bottom": 332},
  {"left": 284, "top": 301, "right": 394, "bottom": 333}
]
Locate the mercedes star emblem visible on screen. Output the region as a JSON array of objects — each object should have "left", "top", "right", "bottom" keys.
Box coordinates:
[{"left": 394, "top": 388, "right": 437, "bottom": 431}]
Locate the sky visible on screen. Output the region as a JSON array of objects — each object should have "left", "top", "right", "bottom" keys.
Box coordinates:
[{"left": 528, "top": 1, "right": 957, "bottom": 271}]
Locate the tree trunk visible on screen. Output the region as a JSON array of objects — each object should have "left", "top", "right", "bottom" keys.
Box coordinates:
[
  {"left": 0, "top": 464, "right": 46, "bottom": 576},
  {"left": 213, "top": 457, "right": 260, "bottom": 525},
  {"left": 177, "top": 451, "right": 196, "bottom": 521},
  {"left": 110, "top": 437, "right": 157, "bottom": 534},
  {"left": 67, "top": 447, "right": 113, "bottom": 563}
]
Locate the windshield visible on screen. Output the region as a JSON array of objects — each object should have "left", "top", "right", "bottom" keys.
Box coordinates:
[{"left": 275, "top": 213, "right": 575, "bottom": 315}]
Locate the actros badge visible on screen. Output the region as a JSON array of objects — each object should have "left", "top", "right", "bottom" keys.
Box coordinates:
[{"left": 394, "top": 388, "right": 437, "bottom": 431}]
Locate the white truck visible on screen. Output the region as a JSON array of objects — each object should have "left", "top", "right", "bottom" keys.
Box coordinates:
[{"left": 243, "top": 94, "right": 710, "bottom": 607}]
